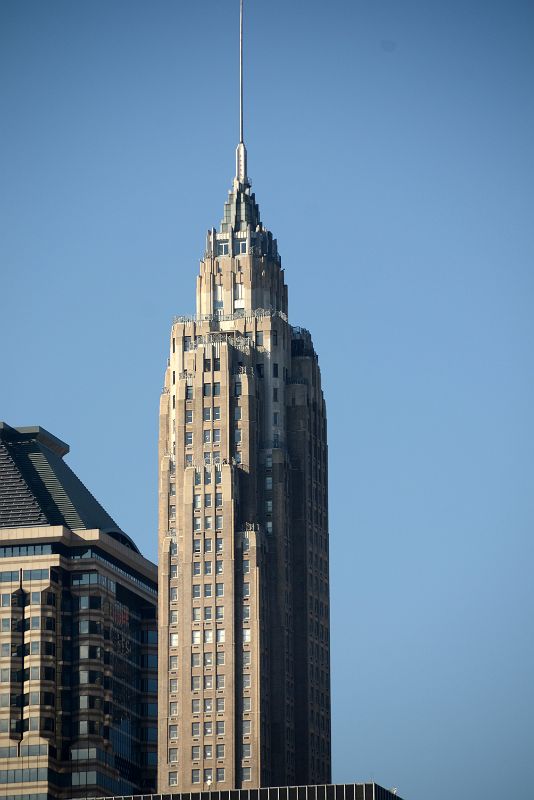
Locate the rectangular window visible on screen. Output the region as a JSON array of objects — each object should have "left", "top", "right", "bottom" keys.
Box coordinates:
[
  {"left": 185, "top": 432, "right": 193, "bottom": 446},
  {"left": 243, "top": 628, "right": 251, "bottom": 643},
  {"left": 184, "top": 336, "right": 192, "bottom": 351},
  {"left": 192, "top": 699, "right": 200, "bottom": 713},
  {"left": 216, "top": 697, "right": 224, "bottom": 712},
  {"left": 235, "top": 382, "right": 242, "bottom": 397},
  {"left": 204, "top": 721, "right": 213, "bottom": 735},
  {"left": 213, "top": 406, "right": 221, "bottom": 420},
  {"left": 192, "top": 769, "right": 200, "bottom": 783},
  {"left": 204, "top": 674, "right": 213, "bottom": 689},
  {"left": 243, "top": 582, "right": 250, "bottom": 597},
  {"left": 204, "top": 359, "right": 211, "bottom": 372},
  {"left": 215, "top": 468, "right": 222, "bottom": 484},
  {"left": 203, "top": 383, "right": 211, "bottom": 397},
  {"left": 204, "top": 584, "right": 213, "bottom": 598},
  {"left": 203, "top": 407, "right": 211, "bottom": 421},
  {"left": 193, "top": 538, "right": 201, "bottom": 553},
  {"left": 213, "top": 429, "right": 221, "bottom": 443},
  {"left": 234, "top": 429, "right": 242, "bottom": 444},
  {"left": 243, "top": 605, "right": 250, "bottom": 621},
  {"left": 170, "top": 678, "right": 178, "bottom": 692},
  {"left": 204, "top": 744, "right": 213, "bottom": 759},
  {"left": 204, "top": 606, "right": 212, "bottom": 621},
  {"left": 192, "top": 722, "right": 200, "bottom": 737},
  {"left": 243, "top": 674, "right": 251, "bottom": 689},
  {"left": 186, "top": 385, "right": 193, "bottom": 400},
  {"left": 192, "top": 630, "right": 201, "bottom": 645},
  {"left": 192, "top": 585, "right": 201, "bottom": 598},
  {"left": 216, "top": 537, "right": 223, "bottom": 552},
  {"left": 216, "top": 583, "right": 224, "bottom": 597},
  {"left": 203, "top": 429, "right": 211, "bottom": 443},
  {"left": 193, "top": 562, "right": 201, "bottom": 576},
  {"left": 273, "top": 388, "right": 278, "bottom": 401},
  {"left": 273, "top": 412, "right": 279, "bottom": 425},
  {"left": 216, "top": 629, "right": 225, "bottom": 643},
  {"left": 234, "top": 406, "right": 241, "bottom": 420},
  {"left": 169, "top": 725, "right": 178, "bottom": 739},
  {"left": 204, "top": 698, "right": 213, "bottom": 712},
  {"left": 192, "top": 745, "right": 200, "bottom": 760},
  {"left": 192, "top": 653, "right": 201, "bottom": 667},
  {"left": 169, "top": 748, "right": 178, "bottom": 762},
  {"left": 215, "top": 560, "right": 223, "bottom": 574},
  {"left": 204, "top": 561, "right": 212, "bottom": 575},
  {"left": 170, "top": 587, "right": 178, "bottom": 601},
  {"left": 192, "top": 676, "right": 201, "bottom": 691},
  {"left": 205, "top": 516, "right": 213, "bottom": 530},
  {"left": 170, "top": 656, "right": 178, "bottom": 669},
  {"left": 214, "top": 357, "right": 221, "bottom": 371},
  {"left": 242, "top": 720, "right": 251, "bottom": 735},
  {"left": 243, "top": 743, "right": 251, "bottom": 758},
  {"left": 217, "top": 767, "right": 225, "bottom": 782},
  {"left": 204, "top": 768, "right": 213, "bottom": 783},
  {"left": 216, "top": 675, "right": 225, "bottom": 690},
  {"left": 256, "top": 332, "right": 263, "bottom": 346},
  {"left": 243, "top": 697, "right": 251, "bottom": 712},
  {"left": 273, "top": 362, "right": 279, "bottom": 377},
  {"left": 186, "top": 410, "right": 193, "bottom": 423},
  {"left": 213, "top": 382, "right": 221, "bottom": 396},
  {"left": 192, "top": 607, "right": 201, "bottom": 621},
  {"left": 215, "top": 492, "right": 223, "bottom": 507},
  {"left": 216, "top": 651, "right": 225, "bottom": 666},
  {"left": 265, "top": 476, "right": 272, "bottom": 490},
  {"left": 216, "top": 515, "right": 223, "bottom": 530},
  {"left": 243, "top": 651, "right": 251, "bottom": 666},
  {"left": 205, "top": 493, "right": 212, "bottom": 507},
  {"left": 204, "top": 652, "right": 213, "bottom": 666},
  {"left": 205, "top": 468, "right": 212, "bottom": 484},
  {"left": 205, "top": 537, "right": 212, "bottom": 552},
  {"left": 204, "top": 630, "right": 213, "bottom": 644},
  {"left": 194, "top": 517, "right": 201, "bottom": 531},
  {"left": 216, "top": 605, "right": 224, "bottom": 620},
  {"left": 216, "top": 721, "right": 225, "bottom": 735},
  {"left": 169, "top": 633, "right": 179, "bottom": 647}
]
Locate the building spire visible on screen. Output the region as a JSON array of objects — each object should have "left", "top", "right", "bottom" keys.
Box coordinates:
[{"left": 236, "top": 0, "right": 248, "bottom": 184}]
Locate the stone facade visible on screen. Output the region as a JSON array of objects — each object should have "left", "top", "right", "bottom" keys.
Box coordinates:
[{"left": 157, "top": 145, "right": 330, "bottom": 791}]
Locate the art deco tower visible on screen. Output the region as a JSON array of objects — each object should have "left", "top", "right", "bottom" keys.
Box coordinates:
[{"left": 157, "top": 3, "right": 330, "bottom": 791}]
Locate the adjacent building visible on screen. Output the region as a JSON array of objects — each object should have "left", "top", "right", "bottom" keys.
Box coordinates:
[
  {"left": 157, "top": 136, "right": 330, "bottom": 790},
  {"left": 0, "top": 422, "right": 158, "bottom": 799}
]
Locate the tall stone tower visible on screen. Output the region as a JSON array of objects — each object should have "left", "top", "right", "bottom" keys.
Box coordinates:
[{"left": 157, "top": 5, "right": 330, "bottom": 791}]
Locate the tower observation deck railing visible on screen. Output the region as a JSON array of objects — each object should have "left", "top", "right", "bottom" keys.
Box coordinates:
[{"left": 173, "top": 308, "right": 288, "bottom": 325}]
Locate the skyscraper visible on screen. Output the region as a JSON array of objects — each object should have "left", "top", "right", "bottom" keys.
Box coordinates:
[
  {"left": 157, "top": 3, "right": 330, "bottom": 791},
  {"left": 0, "top": 422, "right": 158, "bottom": 799}
]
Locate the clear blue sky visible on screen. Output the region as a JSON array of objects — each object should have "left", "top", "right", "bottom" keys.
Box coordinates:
[{"left": 1, "top": 1, "right": 533, "bottom": 798}]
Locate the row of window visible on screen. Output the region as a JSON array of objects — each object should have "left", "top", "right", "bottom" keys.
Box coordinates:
[
  {"left": 192, "top": 537, "right": 224, "bottom": 554},
  {"left": 191, "top": 560, "right": 223, "bottom": 576},
  {"left": 194, "top": 492, "right": 223, "bottom": 508}
]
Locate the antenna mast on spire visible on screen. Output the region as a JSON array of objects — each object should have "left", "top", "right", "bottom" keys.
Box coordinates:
[{"left": 236, "top": 0, "right": 248, "bottom": 183}]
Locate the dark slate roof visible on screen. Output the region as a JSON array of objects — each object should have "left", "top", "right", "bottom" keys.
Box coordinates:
[{"left": 0, "top": 423, "right": 139, "bottom": 552}]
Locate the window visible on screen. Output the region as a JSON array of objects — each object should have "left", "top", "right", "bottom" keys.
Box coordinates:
[
  {"left": 272, "top": 330, "right": 278, "bottom": 346},
  {"left": 204, "top": 359, "right": 211, "bottom": 372},
  {"left": 205, "top": 537, "right": 212, "bottom": 552},
  {"left": 170, "top": 656, "right": 178, "bottom": 669},
  {"left": 203, "top": 383, "right": 212, "bottom": 397},
  {"left": 235, "top": 382, "right": 242, "bottom": 397},
  {"left": 217, "top": 767, "right": 225, "bottom": 782},
  {"left": 169, "top": 701, "right": 178, "bottom": 715},
  {"left": 169, "top": 748, "right": 178, "bottom": 762},
  {"left": 205, "top": 516, "right": 213, "bottom": 530},
  {"left": 213, "top": 382, "right": 221, "bottom": 396},
  {"left": 243, "top": 651, "right": 251, "bottom": 666},
  {"left": 216, "top": 675, "right": 225, "bottom": 690},
  {"left": 213, "top": 406, "right": 221, "bottom": 420},
  {"left": 216, "top": 652, "right": 225, "bottom": 666},
  {"left": 216, "top": 538, "right": 223, "bottom": 552},
  {"left": 266, "top": 520, "right": 273, "bottom": 534},
  {"left": 203, "top": 430, "right": 211, "bottom": 444},
  {"left": 214, "top": 358, "right": 221, "bottom": 371},
  {"left": 193, "top": 539, "right": 201, "bottom": 553},
  {"left": 273, "top": 362, "right": 279, "bottom": 377},
  {"left": 195, "top": 469, "right": 202, "bottom": 485},
  {"left": 204, "top": 451, "right": 211, "bottom": 465},
  {"left": 192, "top": 746, "right": 200, "bottom": 760},
  {"left": 192, "top": 607, "right": 201, "bottom": 621},
  {"left": 204, "top": 768, "right": 213, "bottom": 783},
  {"left": 243, "top": 582, "right": 250, "bottom": 597},
  {"left": 213, "top": 429, "right": 221, "bottom": 443},
  {"left": 205, "top": 584, "right": 213, "bottom": 598},
  {"left": 256, "top": 363, "right": 264, "bottom": 378},
  {"left": 192, "top": 631, "right": 201, "bottom": 645},
  {"left": 234, "top": 451, "right": 242, "bottom": 464},
  {"left": 256, "top": 332, "right": 264, "bottom": 346},
  {"left": 192, "top": 585, "right": 201, "bottom": 599},
  {"left": 216, "top": 492, "right": 223, "bottom": 507},
  {"left": 273, "top": 412, "right": 279, "bottom": 425},
  {"left": 170, "top": 678, "right": 178, "bottom": 692},
  {"left": 194, "top": 517, "right": 201, "bottom": 531},
  {"left": 204, "top": 674, "right": 213, "bottom": 689},
  {"left": 243, "top": 743, "right": 251, "bottom": 758},
  {"left": 216, "top": 721, "right": 225, "bottom": 735},
  {"left": 234, "top": 429, "right": 241, "bottom": 443},
  {"left": 234, "top": 282, "right": 243, "bottom": 300},
  {"left": 243, "top": 697, "right": 251, "bottom": 712},
  {"left": 205, "top": 493, "right": 212, "bottom": 507},
  {"left": 265, "top": 476, "right": 272, "bottom": 490},
  {"left": 234, "top": 406, "right": 241, "bottom": 421},
  {"left": 216, "top": 515, "right": 223, "bottom": 530},
  {"left": 186, "top": 385, "right": 193, "bottom": 400},
  {"left": 186, "top": 410, "right": 193, "bottom": 423},
  {"left": 169, "top": 633, "right": 179, "bottom": 647},
  {"left": 192, "top": 769, "right": 200, "bottom": 783},
  {"left": 243, "top": 629, "right": 251, "bottom": 643},
  {"left": 203, "top": 407, "right": 211, "bottom": 421},
  {"left": 192, "top": 722, "right": 200, "bottom": 737},
  {"left": 215, "top": 468, "right": 222, "bottom": 484},
  {"left": 191, "top": 653, "right": 200, "bottom": 667},
  {"left": 204, "top": 698, "right": 213, "bottom": 712},
  {"left": 216, "top": 583, "right": 224, "bottom": 597},
  {"left": 192, "top": 676, "right": 201, "bottom": 691},
  {"left": 204, "top": 561, "right": 212, "bottom": 575},
  {"left": 204, "top": 630, "right": 213, "bottom": 644},
  {"left": 204, "top": 744, "right": 213, "bottom": 758},
  {"left": 205, "top": 468, "right": 212, "bottom": 484},
  {"left": 273, "top": 387, "right": 278, "bottom": 401},
  {"left": 184, "top": 336, "right": 192, "bottom": 351},
  {"left": 169, "top": 725, "right": 178, "bottom": 739},
  {"left": 216, "top": 698, "right": 225, "bottom": 712},
  {"left": 216, "top": 629, "right": 225, "bottom": 643},
  {"left": 217, "top": 241, "right": 229, "bottom": 255},
  {"left": 193, "top": 562, "right": 201, "bottom": 576},
  {"left": 243, "top": 674, "right": 251, "bottom": 689},
  {"left": 266, "top": 500, "right": 272, "bottom": 512},
  {"left": 192, "top": 699, "right": 201, "bottom": 713},
  {"left": 204, "top": 652, "right": 213, "bottom": 666},
  {"left": 204, "top": 608, "right": 212, "bottom": 624},
  {"left": 216, "top": 744, "right": 225, "bottom": 758},
  {"left": 204, "top": 721, "right": 213, "bottom": 735},
  {"left": 171, "top": 587, "right": 178, "bottom": 601},
  {"left": 243, "top": 605, "right": 250, "bottom": 621},
  {"left": 243, "top": 720, "right": 251, "bottom": 735},
  {"left": 216, "top": 561, "right": 223, "bottom": 575}
]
